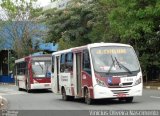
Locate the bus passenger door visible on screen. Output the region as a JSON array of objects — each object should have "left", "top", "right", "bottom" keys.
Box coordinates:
[
  {"left": 56, "top": 56, "right": 60, "bottom": 92},
  {"left": 75, "top": 53, "right": 82, "bottom": 96},
  {"left": 52, "top": 56, "right": 60, "bottom": 93}
]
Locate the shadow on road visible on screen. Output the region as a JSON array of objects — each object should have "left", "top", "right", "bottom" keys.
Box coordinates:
[
  {"left": 58, "top": 98, "right": 139, "bottom": 105},
  {"left": 92, "top": 99, "right": 138, "bottom": 105},
  {"left": 29, "top": 89, "right": 52, "bottom": 94},
  {"left": 19, "top": 89, "right": 52, "bottom": 94}
]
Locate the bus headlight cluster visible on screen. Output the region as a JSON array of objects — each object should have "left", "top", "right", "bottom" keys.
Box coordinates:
[
  {"left": 135, "top": 77, "right": 142, "bottom": 85},
  {"left": 96, "top": 78, "right": 105, "bottom": 87}
]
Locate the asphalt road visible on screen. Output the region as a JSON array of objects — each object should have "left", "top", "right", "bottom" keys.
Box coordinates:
[
  {"left": 0, "top": 84, "right": 160, "bottom": 116},
  {"left": 0, "top": 84, "right": 160, "bottom": 110}
]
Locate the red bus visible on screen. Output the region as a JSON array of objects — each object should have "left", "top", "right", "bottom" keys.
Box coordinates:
[
  {"left": 51, "top": 43, "right": 142, "bottom": 104},
  {"left": 15, "top": 54, "right": 52, "bottom": 92}
]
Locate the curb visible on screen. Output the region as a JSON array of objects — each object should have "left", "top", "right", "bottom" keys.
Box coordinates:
[
  {"left": 0, "top": 82, "right": 16, "bottom": 86},
  {"left": 0, "top": 96, "right": 8, "bottom": 110},
  {"left": 0, "top": 83, "right": 15, "bottom": 86},
  {"left": 144, "top": 86, "right": 160, "bottom": 90}
]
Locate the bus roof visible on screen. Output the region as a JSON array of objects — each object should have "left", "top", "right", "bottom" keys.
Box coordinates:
[
  {"left": 52, "top": 43, "right": 131, "bottom": 55},
  {"left": 15, "top": 54, "right": 51, "bottom": 63},
  {"left": 87, "top": 43, "right": 131, "bottom": 48}
]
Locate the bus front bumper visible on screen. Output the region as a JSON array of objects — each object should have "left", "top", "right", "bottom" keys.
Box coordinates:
[
  {"left": 93, "top": 83, "right": 143, "bottom": 99},
  {"left": 31, "top": 83, "right": 51, "bottom": 89}
]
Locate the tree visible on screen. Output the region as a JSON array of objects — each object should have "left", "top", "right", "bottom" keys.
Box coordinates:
[
  {"left": 107, "top": 0, "right": 160, "bottom": 80},
  {"left": 42, "top": 0, "right": 160, "bottom": 81},
  {"left": 0, "top": 0, "right": 45, "bottom": 58},
  {"left": 43, "top": 0, "right": 110, "bottom": 50}
]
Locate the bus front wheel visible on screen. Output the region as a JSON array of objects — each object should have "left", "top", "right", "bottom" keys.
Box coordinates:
[{"left": 125, "top": 97, "right": 133, "bottom": 103}]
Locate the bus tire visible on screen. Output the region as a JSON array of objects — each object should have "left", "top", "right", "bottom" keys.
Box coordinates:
[
  {"left": 125, "top": 97, "right": 133, "bottom": 103},
  {"left": 18, "top": 87, "right": 23, "bottom": 91},
  {"left": 62, "top": 88, "right": 68, "bottom": 101},
  {"left": 84, "top": 89, "right": 92, "bottom": 105},
  {"left": 26, "top": 88, "right": 30, "bottom": 93},
  {"left": 26, "top": 82, "right": 30, "bottom": 93}
]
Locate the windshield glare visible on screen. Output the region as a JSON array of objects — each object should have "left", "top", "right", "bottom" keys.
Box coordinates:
[
  {"left": 32, "top": 61, "right": 51, "bottom": 78},
  {"left": 91, "top": 46, "right": 140, "bottom": 74}
]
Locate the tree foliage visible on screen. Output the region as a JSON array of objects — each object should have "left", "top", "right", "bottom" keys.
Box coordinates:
[
  {"left": 43, "top": 0, "right": 109, "bottom": 49},
  {"left": 107, "top": 0, "right": 160, "bottom": 76},
  {"left": 0, "top": 0, "right": 45, "bottom": 58},
  {"left": 42, "top": 0, "right": 160, "bottom": 80}
]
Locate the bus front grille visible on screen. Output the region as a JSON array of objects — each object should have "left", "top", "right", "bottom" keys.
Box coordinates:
[
  {"left": 122, "top": 82, "right": 133, "bottom": 86},
  {"left": 111, "top": 89, "right": 130, "bottom": 95}
]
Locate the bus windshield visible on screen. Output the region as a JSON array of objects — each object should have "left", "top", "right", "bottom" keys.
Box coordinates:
[
  {"left": 32, "top": 61, "right": 51, "bottom": 78},
  {"left": 91, "top": 46, "right": 140, "bottom": 74}
]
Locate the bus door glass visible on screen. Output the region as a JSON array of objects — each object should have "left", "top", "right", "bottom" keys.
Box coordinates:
[
  {"left": 56, "top": 56, "right": 60, "bottom": 92},
  {"left": 75, "top": 52, "right": 82, "bottom": 95}
]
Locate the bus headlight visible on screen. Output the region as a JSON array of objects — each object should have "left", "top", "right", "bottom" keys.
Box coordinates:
[
  {"left": 96, "top": 78, "right": 105, "bottom": 87},
  {"left": 135, "top": 77, "right": 142, "bottom": 85}
]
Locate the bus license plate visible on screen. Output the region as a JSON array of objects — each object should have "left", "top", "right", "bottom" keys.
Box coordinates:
[
  {"left": 121, "top": 77, "right": 133, "bottom": 83},
  {"left": 117, "top": 93, "right": 126, "bottom": 97}
]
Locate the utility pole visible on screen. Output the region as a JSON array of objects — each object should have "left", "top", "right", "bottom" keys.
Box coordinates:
[{"left": 8, "top": 49, "right": 9, "bottom": 75}]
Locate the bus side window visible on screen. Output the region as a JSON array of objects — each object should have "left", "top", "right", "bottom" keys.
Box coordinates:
[
  {"left": 17, "top": 64, "right": 20, "bottom": 75},
  {"left": 16, "top": 62, "right": 27, "bottom": 75},
  {"left": 60, "top": 54, "right": 65, "bottom": 72},
  {"left": 83, "top": 50, "right": 91, "bottom": 75},
  {"left": 65, "top": 52, "right": 73, "bottom": 72},
  {"left": 17, "top": 63, "right": 22, "bottom": 75}
]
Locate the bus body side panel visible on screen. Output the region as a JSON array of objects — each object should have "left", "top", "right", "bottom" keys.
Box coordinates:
[
  {"left": 59, "top": 73, "right": 73, "bottom": 96},
  {"left": 17, "top": 75, "right": 27, "bottom": 89},
  {"left": 51, "top": 55, "right": 60, "bottom": 94},
  {"left": 51, "top": 71, "right": 58, "bottom": 93},
  {"left": 81, "top": 71, "right": 94, "bottom": 98},
  {"left": 27, "top": 59, "right": 32, "bottom": 90}
]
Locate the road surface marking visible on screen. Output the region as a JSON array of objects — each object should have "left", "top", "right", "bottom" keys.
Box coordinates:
[{"left": 150, "top": 96, "right": 160, "bottom": 99}]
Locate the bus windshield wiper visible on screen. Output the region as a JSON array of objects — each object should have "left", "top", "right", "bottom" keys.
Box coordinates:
[
  {"left": 37, "top": 62, "right": 43, "bottom": 71},
  {"left": 107, "top": 55, "right": 115, "bottom": 74},
  {"left": 114, "top": 57, "right": 132, "bottom": 74}
]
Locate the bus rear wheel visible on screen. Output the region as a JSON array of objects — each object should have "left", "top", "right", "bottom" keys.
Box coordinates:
[
  {"left": 26, "top": 82, "right": 30, "bottom": 93},
  {"left": 62, "top": 88, "right": 69, "bottom": 101},
  {"left": 84, "top": 89, "right": 92, "bottom": 105},
  {"left": 18, "top": 87, "right": 23, "bottom": 91}
]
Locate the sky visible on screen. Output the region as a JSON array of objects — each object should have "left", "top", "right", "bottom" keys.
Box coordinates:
[
  {"left": 0, "top": 0, "right": 51, "bottom": 7},
  {"left": 0, "top": 0, "right": 52, "bottom": 20},
  {"left": 36, "top": 0, "right": 51, "bottom": 7}
]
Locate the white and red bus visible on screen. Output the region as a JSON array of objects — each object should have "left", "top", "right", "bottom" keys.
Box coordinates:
[
  {"left": 51, "top": 43, "right": 143, "bottom": 104},
  {"left": 15, "top": 54, "right": 52, "bottom": 92}
]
